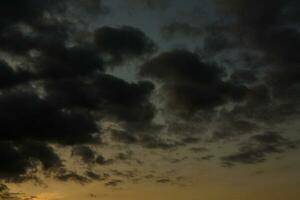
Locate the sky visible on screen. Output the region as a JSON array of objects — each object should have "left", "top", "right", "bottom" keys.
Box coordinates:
[{"left": 0, "top": 0, "right": 300, "bottom": 200}]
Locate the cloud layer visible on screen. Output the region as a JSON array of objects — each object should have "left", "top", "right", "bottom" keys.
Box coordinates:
[{"left": 0, "top": 0, "right": 299, "bottom": 196}]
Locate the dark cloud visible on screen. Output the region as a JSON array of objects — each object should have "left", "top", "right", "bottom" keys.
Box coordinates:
[
  {"left": 201, "top": 155, "right": 215, "bottom": 161},
  {"left": 45, "top": 74, "right": 156, "bottom": 129},
  {"left": 0, "top": 18, "right": 158, "bottom": 182},
  {"left": 0, "top": 57, "right": 157, "bottom": 182},
  {"left": 0, "top": 60, "right": 32, "bottom": 89},
  {"left": 0, "top": 0, "right": 106, "bottom": 56},
  {"left": 139, "top": 135, "right": 179, "bottom": 149},
  {"left": 72, "top": 146, "right": 113, "bottom": 165},
  {"left": 224, "top": 85, "right": 294, "bottom": 124},
  {"left": 189, "top": 147, "right": 208, "bottom": 153},
  {"left": 230, "top": 69, "right": 257, "bottom": 84},
  {"left": 111, "top": 130, "right": 179, "bottom": 150},
  {"left": 0, "top": 141, "right": 62, "bottom": 183},
  {"left": 0, "top": 0, "right": 162, "bottom": 190},
  {"left": 222, "top": 132, "right": 298, "bottom": 166},
  {"left": 126, "top": 0, "right": 171, "bottom": 10},
  {"left": 96, "top": 155, "right": 114, "bottom": 165},
  {"left": 18, "top": 141, "right": 63, "bottom": 170},
  {"left": 201, "top": 32, "right": 235, "bottom": 57},
  {"left": 161, "top": 22, "right": 203, "bottom": 39},
  {"left": 89, "top": 75, "right": 155, "bottom": 125},
  {"left": 0, "top": 0, "right": 298, "bottom": 193},
  {"left": 0, "top": 91, "right": 99, "bottom": 145},
  {"left": 0, "top": 0, "right": 69, "bottom": 56},
  {"left": 111, "top": 130, "right": 138, "bottom": 144},
  {"left": 55, "top": 170, "right": 90, "bottom": 184},
  {"left": 0, "top": 0, "right": 106, "bottom": 33},
  {"left": 154, "top": 1, "right": 300, "bottom": 147},
  {"left": 216, "top": 0, "right": 300, "bottom": 115},
  {"left": 46, "top": 74, "right": 156, "bottom": 131},
  {"left": 0, "top": 0, "right": 61, "bottom": 27},
  {"left": 94, "top": 26, "right": 156, "bottom": 65},
  {"left": 35, "top": 45, "right": 104, "bottom": 79},
  {"left": 140, "top": 49, "right": 248, "bottom": 116},
  {"left": 105, "top": 180, "right": 123, "bottom": 187},
  {"left": 167, "top": 157, "right": 186, "bottom": 164},
  {"left": 85, "top": 171, "right": 109, "bottom": 181},
  {"left": 115, "top": 151, "right": 133, "bottom": 161},
  {"left": 0, "top": 27, "right": 37, "bottom": 55},
  {"left": 181, "top": 137, "right": 200, "bottom": 144},
  {"left": 72, "top": 146, "right": 97, "bottom": 164},
  {"left": 0, "top": 141, "right": 33, "bottom": 182},
  {"left": 111, "top": 169, "right": 137, "bottom": 179},
  {"left": 156, "top": 178, "right": 171, "bottom": 183},
  {"left": 68, "top": 0, "right": 109, "bottom": 15},
  {"left": 211, "top": 119, "right": 259, "bottom": 141}
]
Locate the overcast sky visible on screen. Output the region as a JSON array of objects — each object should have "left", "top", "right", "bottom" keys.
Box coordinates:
[{"left": 0, "top": 1, "right": 299, "bottom": 200}]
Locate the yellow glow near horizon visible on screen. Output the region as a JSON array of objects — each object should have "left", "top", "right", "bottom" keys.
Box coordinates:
[{"left": 32, "top": 192, "right": 63, "bottom": 200}]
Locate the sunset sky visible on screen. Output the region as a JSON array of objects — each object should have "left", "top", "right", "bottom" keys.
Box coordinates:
[{"left": 0, "top": 0, "right": 300, "bottom": 200}]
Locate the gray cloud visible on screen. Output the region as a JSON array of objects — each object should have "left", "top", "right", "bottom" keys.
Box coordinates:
[{"left": 222, "top": 132, "right": 298, "bottom": 166}]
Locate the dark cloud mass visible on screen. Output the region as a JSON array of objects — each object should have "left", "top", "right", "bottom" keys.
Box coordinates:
[
  {"left": 0, "top": 60, "right": 32, "bottom": 89},
  {"left": 71, "top": 145, "right": 113, "bottom": 165},
  {"left": 140, "top": 49, "right": 248, "bottom": 116},
  {"left": 0, "top": 141, "right": 62, "bottom": 182},
  {"left": 216, "top": 0, "right": 300, "bottom": 107},
  {"left": 222, "top": 132, "right": 298, "bottom": 166},
  {"left": 161, "top": 22, "right": 203, "bottom": 39},
  {"left": 0, "top": 0, "right": 158, "bottom": 188},
  {"left": 72, "top": 146, "right": 98, "bottom": 164},
  {"left": 142, "top": 0, "right": 299, "bottom": 168},
  {"left": 36, "top": 45, "right": 104, "bottom": 79},
  {"left": 0, "top": 91, "right": 99, "bottom": 145},
  {"left": 94, "top": 26, "right": 156, "bottom": 65},
  {"left": 0, "top": 0, "right": 299, "bottom": 197},
  {"left": 126, "top": 0, "right": 171, "bottom": 9}
]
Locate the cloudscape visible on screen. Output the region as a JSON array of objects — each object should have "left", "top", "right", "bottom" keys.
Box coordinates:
[{"left": 0, "top": 0, "right": 299, "bottom": 200}]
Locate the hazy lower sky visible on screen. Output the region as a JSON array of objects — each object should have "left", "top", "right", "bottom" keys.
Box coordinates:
[{"left": 0, "top": 0, "right": 299, "bottom": 200}]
